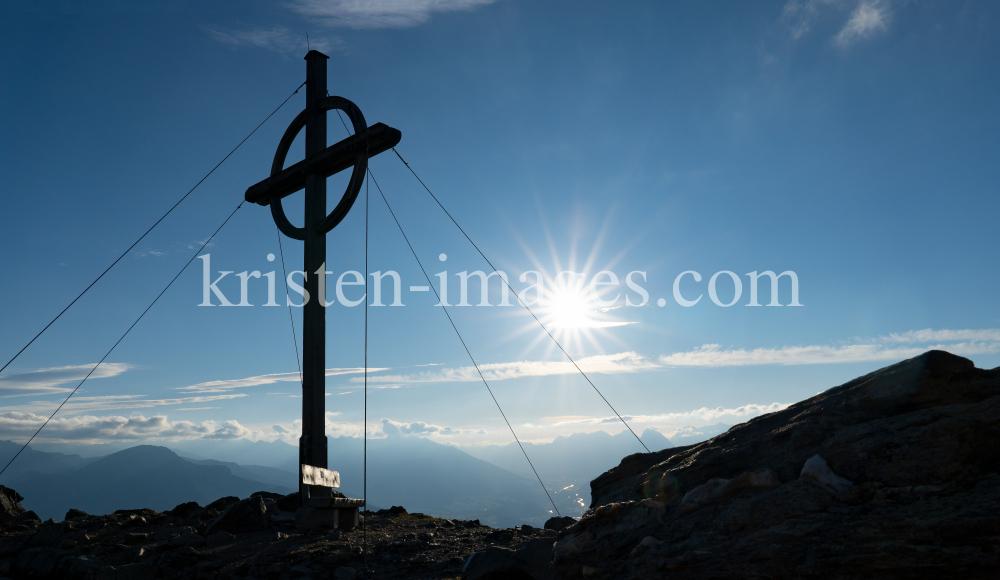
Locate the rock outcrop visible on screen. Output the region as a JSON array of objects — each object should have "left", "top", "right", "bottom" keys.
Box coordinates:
[{"left": 550, "top": 350, "right": 1000, "bottom": 579}]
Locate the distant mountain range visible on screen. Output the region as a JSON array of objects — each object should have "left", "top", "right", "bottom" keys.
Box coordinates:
[
  {"left": 464, "top": 429, "right": 673, "bottom": 514},
  {"left": 4, "top": 445, "right": 292, "bottom": 520},
  {"left": 0, "top": 424, "right": 726, "bottom": 525},
  {"left": 167, "top": 438, "right": 300, "bottom": 469},
  {"left": 181, "top": 458, "right": 294, "bottom": 491},
  {"left": 0, "top": 440, "right": 93, "bottom": 480}
]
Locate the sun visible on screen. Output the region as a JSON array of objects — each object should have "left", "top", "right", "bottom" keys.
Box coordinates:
[
  {"left": 511, "top": 270, "right": 636, "bottom": 358},
  {"left": 500, "top": 204, "right": 641, "bottom": 358},
  {"left": 547, "top": 284, "right": 593, "bottom": 330}
]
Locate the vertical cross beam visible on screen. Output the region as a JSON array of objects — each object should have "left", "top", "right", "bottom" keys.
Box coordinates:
[{"left": 300, "top": 50, "right": 330, "bottom": 502}]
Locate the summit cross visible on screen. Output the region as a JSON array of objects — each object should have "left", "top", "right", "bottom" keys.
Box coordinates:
[{"left": 244, "top": 50, "right": 401, "bottom": 527}]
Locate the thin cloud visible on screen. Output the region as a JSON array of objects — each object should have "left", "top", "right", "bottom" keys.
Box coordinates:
[
  {"left": 782, "top": 0, "right": 892, "bottom": 46},
  {"left": 206, "top": 26, "right": 343, "bottom": 55},
  {"left": 312, "top": 416, "right": 384, "bottom": 439},
  {"left": 546, "top": 402, "right": 791, "bottom": 427},
  {"left": 883, "top": 328, "right": 1000, "bottom": 344},
  {"left": 354, "top": 352, "right": 658, "bottom": 384},
  {"left": 358, "top": 328, "right": 996, "bottom": 379},
  {"left": 0, "top": 412, "right": 257, "bottom": 443},
  {"left": 0, "top": 363, "right": 131, "bottom": 398},
  {"left": 381, "top": 417, "right": 477, "bottom": 436},
  {"left": 186, "top": 238, "right": 214, "bottom": 251},
  {"left": 335, "top": 383, "right": 405, "bottom": 395},
  {"left": 292, "top": 0, "right": 496, "bottom": 29},
  {"left": 179, "top": 367, "right": 388, "bottom": 393},
  {"left": 0, "top": 394, "right": 246, "bottom": 416},
  {"left": 134, "top": 249, "right": 168, "bottom": 258},
  {"left": 834, "top": 0, "right": 890, "bottom": 46},
  {"left": 659, "top": 329, "right": 1000, "bottom": 367},
  {"left": 664, "top": 425, "right": 724, "bottom": 441},
  {"left": 783, "top": 0, "right": 837, "bottom": 39}
]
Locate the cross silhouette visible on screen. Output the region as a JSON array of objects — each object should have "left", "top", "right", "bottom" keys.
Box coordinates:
[{"left": 245, "top": 51, "right": 401, "bottom": 524}]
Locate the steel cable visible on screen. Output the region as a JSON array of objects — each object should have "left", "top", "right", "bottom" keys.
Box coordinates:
[
  {"left": 0, "top": 201, "right": 246, "bottom": 478},
  {"left": 392, "top": 149, "right": 650, "bottom": 454},
  {"left": 366, "top": 168, "right": 562, "bottom": 517},
  {"left": 0, "top": 81, "right": 306, "bottom": 379}
]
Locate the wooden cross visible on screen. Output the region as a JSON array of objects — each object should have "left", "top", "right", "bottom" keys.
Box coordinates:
[{"left": 245, "top": 50, "right": 401, "bottom": 507}]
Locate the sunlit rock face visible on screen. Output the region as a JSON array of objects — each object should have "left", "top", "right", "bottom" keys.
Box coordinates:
[{"left": 551, "top": 350, "right": 1000, "bottom": 579}]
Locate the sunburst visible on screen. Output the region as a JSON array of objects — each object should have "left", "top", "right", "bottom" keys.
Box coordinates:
[{"left": 502, "top": 210, "right": 639, "bottom": 359}]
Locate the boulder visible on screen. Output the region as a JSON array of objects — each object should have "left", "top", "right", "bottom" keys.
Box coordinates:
[
  {"left": 55, "top": 554, "right": 102, "bottom": 577},
  {"left": 205, "top": 496, "right": 240, "bottom": 512},
  {"left": 167, "top": 501, "right": 202, "bottom": 518},
  {"left": 0, "top": 486, "right": 25, "bottom": 523},
  {"left": 114, "top": 509, "right": 157, "bottom": 517},
  {"left": 274, "top": 492, "right": 300, "bottom": 513},
  {"left": 0, "top": 536, "right": 25, "bottom": 558},
  {"left": 30, "top": 519, "right": 67, "bottom": 547},
  {"left": 16, "top": 547, "right": 62, "bottom": 577},
  {"left": 678, "top": 468, "right": 779, "bottom": 511},
  {"left": 108, "top": 562, "right": 157, "bottom": 580},
  {"left": 464, "top": 536, "right": 554, "bottom": 580},
  {"left": 206, "top": 530, "right": 236, "bottom": 548},
  {"left": 543, "top": 516, "right": 576, "bottom": 531},
  {"left": 799, "top": 454, "right": 853, "bottom": 490},
  {"left": 204, "top": 495, "right": 268, "bottom": 535},
  {"left": 64, "top": 508, "right": 89, "bottom": 520}
]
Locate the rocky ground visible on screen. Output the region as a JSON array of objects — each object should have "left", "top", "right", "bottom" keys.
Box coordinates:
[
  {"left": 0, "top": 490, "right": 565, "bottom": 580},
  {"left": 1, "top": 350, "right": 995, "bottom": 580}
]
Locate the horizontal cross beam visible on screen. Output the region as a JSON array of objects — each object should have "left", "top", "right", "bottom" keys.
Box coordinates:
[{"left": 245, "top": 122, "right": 401, "bottom": 206}]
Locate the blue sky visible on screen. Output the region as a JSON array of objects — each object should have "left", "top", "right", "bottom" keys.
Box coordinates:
[{"left": 1, "top": 0, "right": 998, "bottom": 453}]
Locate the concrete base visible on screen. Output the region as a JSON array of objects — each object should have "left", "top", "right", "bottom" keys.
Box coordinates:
[{"left": 295, "top": 506, "right": 359, "bottom": 532}]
